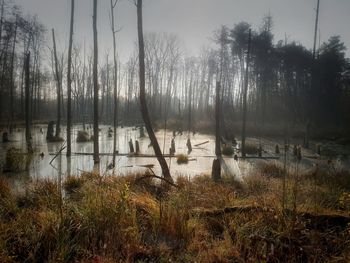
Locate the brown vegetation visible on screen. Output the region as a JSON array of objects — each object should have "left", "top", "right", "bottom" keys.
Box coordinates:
[{"left": 0, "top": 163, "right": 350, "bottom": 262}]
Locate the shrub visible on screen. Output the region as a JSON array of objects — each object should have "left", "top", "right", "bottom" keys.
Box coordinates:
[
  {"left": 76, "top": 131, "right": 91, "bottom": 142},
  {"left": 244, "top": 142, "right": 258, "bottom": 155},
  {"left": 222, "top": 145, "right": 234, "bottom": 156},
  {"left": 177, "top": 154, "right": 189, "bottom": 164}
]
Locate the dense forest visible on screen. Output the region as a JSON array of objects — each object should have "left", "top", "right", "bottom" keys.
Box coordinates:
[{"left": 1, "top": 0, "right": 350, "bottom": 262}]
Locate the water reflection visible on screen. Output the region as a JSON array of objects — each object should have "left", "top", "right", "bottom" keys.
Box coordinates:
[{"left": 1, "top": 124, "right": 349, "bottom": 182}]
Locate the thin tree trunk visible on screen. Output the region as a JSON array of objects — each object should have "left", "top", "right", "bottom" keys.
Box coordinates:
[
  {"left": 136, "top": 0, "right": 173, "bottom": 183},
  {"left": 215, "top": 81, "right": 221, "bottom": 157},
  {"left": 25, "top": 52, "right": 33, "bottom": 153},
  {"left": 67, "top": 0, "right": 75, "bottom": 157},
  {"left": 212, "top": 81, "right": 222, "bottom": 181},
  {"left": 52, "top": 29, "right": 61, "bottom": 138},
  {"left": 10, "top": 19, "right": 18, "bottom": 127},
  {"left": 241, "top": 29, "right": 252, "bottom": 158},
  {"left": 93, "top": 0, "right": 99, "bottom": 163},
  {"left": 110, "top": 0, "right": 119, "bottom": 167}
]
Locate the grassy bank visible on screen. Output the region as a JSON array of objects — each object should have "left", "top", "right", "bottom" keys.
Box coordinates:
[{"left": 0, "top": 164, "right": 350, "bottom": 262}]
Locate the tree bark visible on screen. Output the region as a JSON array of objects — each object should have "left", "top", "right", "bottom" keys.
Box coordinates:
[
  {"left": 67, "top": 0, "right": 75, "bottom": 157},
  {"left": 136, "top": 0, "right": 173, "bottom": 183},
  {"left": 93, "top": 0, "right": 99, "bottom": 163}
]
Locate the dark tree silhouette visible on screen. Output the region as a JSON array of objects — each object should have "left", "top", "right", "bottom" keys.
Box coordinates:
[{"left": 136, "top": 0, "right": 173, "bottom": 183}]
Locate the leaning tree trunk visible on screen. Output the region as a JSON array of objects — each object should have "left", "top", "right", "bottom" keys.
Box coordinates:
[
  {"left": 25, "top": 52, "right": 33, "bottom": 153},
  {"left": 93, "top": 0, "right": 99, "bottom": 163},
  {"left": 52, "top": 29, "right": 61, "bottom": 138},
  {"left": 241, "top": 29, "right": 251, "bottom": 158},
  {"left": 136, "top": 0, "right": 173, "bottom": 183},
  {"left": 67, "top": 0, "right": 75, "bottom": 157}
]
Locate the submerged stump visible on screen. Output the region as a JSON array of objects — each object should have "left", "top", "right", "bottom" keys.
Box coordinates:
[{"left": 46, "top": 121, "right": 55, "bottom": 141}]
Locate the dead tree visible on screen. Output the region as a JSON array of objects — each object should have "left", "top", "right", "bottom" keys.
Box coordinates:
[
  {"left": 136, "top": 0, "right": 173, "bottom": 183},
  {"left": 52, "top": 29, "right": 61, "bottom": 138},
  {"left": 25, "top": 52, "right": 33, "bottom": 153},
  {"left": 212, "top": 81, "right": 221, "bottom": 181},
  {"left": 241, "top": 29, "right": 251, "bottom": 158},
  {"left": 93, "top": 0, "right": 99, "bottom": 163},
  {"left": 9, "top": 16, "right": 18, "bottom": 128},
  {"left": 67, "top": 0, "right": 75, "bottom": 157},
  {"left": 110, "top": 0, "right": 119, "bottom": 167}
]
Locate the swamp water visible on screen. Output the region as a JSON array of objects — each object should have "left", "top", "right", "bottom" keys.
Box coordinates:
[{"left": 1, "top": 124, "right": 349, "bottom": 189}]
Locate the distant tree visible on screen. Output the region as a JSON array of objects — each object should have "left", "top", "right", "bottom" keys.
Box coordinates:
[
  {"left": 241, "top": 29, "right": 251, "bottom": 158},
  {"left": 317, "top": 36, "right": 348, "bottom": 124}
]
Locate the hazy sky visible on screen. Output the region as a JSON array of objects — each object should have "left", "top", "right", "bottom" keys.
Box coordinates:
[{"left": 14, "top": 0, "right": 350, "bottom": 61}]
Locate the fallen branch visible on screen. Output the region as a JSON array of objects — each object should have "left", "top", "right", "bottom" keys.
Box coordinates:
[
  {"left": 135, "top": 169, "right": 179, "bottom": 189},
  {"left": 49, "top": 142, "right": 66, "bottom": 165},
  {"left": 194, "top": 141, "right": 209, "bottom": 147},
  {"left": 190, "top": 206, "right": 350, "bottom": 229}
]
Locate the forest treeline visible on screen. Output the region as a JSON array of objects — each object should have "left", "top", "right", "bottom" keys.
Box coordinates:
[{"left": 0, "top": 0, "right": 349, "bottom": 137}]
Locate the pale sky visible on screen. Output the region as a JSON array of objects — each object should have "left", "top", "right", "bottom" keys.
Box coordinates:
[{"left": 14, "top": 0, "right": 350, "bottom": 61}]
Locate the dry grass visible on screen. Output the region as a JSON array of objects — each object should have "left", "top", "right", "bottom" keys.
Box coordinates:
[
  {"left": 0, "top": 167, "right": 349, "bottom": 262},
  {"left": 5, "top": 148, "right": 32, "bottom": 172}
]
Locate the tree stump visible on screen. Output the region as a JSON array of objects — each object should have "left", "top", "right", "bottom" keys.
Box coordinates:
[
  {"left": 275, "top": 144, "right": 280, "bottom": 154},
  {"left": 139, "top": 126, "right": 145, "bottom": 138},
  {"left": 129, "top": 139, "right": 135, "bottom": 153},
  {"left": 186, "top": 138, "right": 192, "bottom": 154},
  {"left": 171, "top": 138, "right": 176, "bottom": 155},
  {"left": 135, "top": 140, "right": 140, "bottom": 153},
  {"left": 46, "top": 121, "right": 55, "bottom": 141},
  {"left": 211, "top": 158, "right": 221, "bottom": 182}
]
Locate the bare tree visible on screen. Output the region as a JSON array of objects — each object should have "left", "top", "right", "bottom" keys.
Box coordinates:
[
  {"left": 212, "top": 81, "right": 221, "bottom": 181},
  {"left": 241, "top": 29, "right": 251, "bottom": 158},
  {"left": 67, "top": 0, "right": 75, "bottom": 157},
  {"left": 25, "top": 52, "right": 33, "bottom": 153},
  {"left": 110, "top": 0, "right": 119, "bottom": 167},
  {"left": 52, "top": 29, "right": 61, "bottom": 138},
  {"left": 136, "top": 0, "right": 173, "bottom": 183},
  {"left": 93, "top": 0, "right": 99, "bottom": 163}
]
